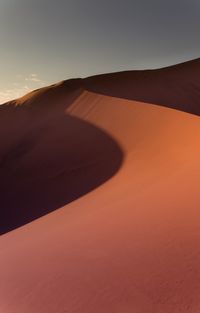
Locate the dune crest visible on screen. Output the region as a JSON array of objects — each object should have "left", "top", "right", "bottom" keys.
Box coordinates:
[{"left": 0, "top": 81, "right": 123, "bottom": 235}]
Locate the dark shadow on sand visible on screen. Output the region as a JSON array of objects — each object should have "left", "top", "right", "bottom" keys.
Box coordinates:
[{"left": 0, "top": 80, "right": 123, "bottom": 235}]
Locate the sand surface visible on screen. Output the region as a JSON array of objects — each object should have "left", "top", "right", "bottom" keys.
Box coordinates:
[{"left": 0, "top": 60, "right": 200, "bottom": 312}]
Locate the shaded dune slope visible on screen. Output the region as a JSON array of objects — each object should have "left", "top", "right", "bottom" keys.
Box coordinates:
[
  {"left": 0, "top": 59, "right": 200, "bottom": 313},
  {"left": 0, "top": 80, "right": 123, "bottom": 234},
  {"left": 84, "top": 58, "right": 200, "bottom": 115}
]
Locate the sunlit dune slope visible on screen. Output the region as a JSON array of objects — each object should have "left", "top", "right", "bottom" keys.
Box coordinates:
[{"left": 0, "top": 59, "right": 200, "bottom": 313}]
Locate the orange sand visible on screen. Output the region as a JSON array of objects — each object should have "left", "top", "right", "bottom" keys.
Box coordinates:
[{"left": 0, "top": 59, "right": 200, "bottom": 312}]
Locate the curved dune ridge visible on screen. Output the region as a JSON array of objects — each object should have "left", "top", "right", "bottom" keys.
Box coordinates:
[{"left": 0, "top": 59, "right": 200, "bottom": 312}]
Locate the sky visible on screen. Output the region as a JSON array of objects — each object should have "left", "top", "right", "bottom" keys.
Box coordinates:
[{"left": 0, "top": 0, "right": 200, "bottom": 103}]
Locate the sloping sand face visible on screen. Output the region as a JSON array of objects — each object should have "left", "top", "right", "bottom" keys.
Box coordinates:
[{"left": 0, "top": 61, "right": 200, "bottom": 312}]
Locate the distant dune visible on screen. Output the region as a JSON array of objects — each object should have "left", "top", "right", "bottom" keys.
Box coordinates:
[{"left": 0, "top": 59, "right": 200, "bottom": 313}]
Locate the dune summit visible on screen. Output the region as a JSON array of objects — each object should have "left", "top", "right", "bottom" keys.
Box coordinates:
[{"left": 0, "top": 59, "right": 200, "bottom": 313}]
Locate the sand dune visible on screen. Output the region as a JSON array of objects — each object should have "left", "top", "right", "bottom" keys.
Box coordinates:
[{"left": 0, "top": 59, "right": 200, "bottom": 312}]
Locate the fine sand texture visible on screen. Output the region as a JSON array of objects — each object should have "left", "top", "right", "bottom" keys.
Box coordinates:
[{"left": 0, "top": 59, "right": 200, "bottom": 312}]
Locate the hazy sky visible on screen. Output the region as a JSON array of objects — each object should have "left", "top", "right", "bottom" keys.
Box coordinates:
[{"left": 0, "top": 0, "right": 200, "bottom": 103}]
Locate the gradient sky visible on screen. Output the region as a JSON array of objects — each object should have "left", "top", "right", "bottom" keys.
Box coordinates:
[{"left": 0, "top": 0, "right": 200, "bottom": 103}]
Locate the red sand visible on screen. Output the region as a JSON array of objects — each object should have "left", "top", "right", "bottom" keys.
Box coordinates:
[{"left": 0, "top": 60, "right": 200, "bottom": 312}]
